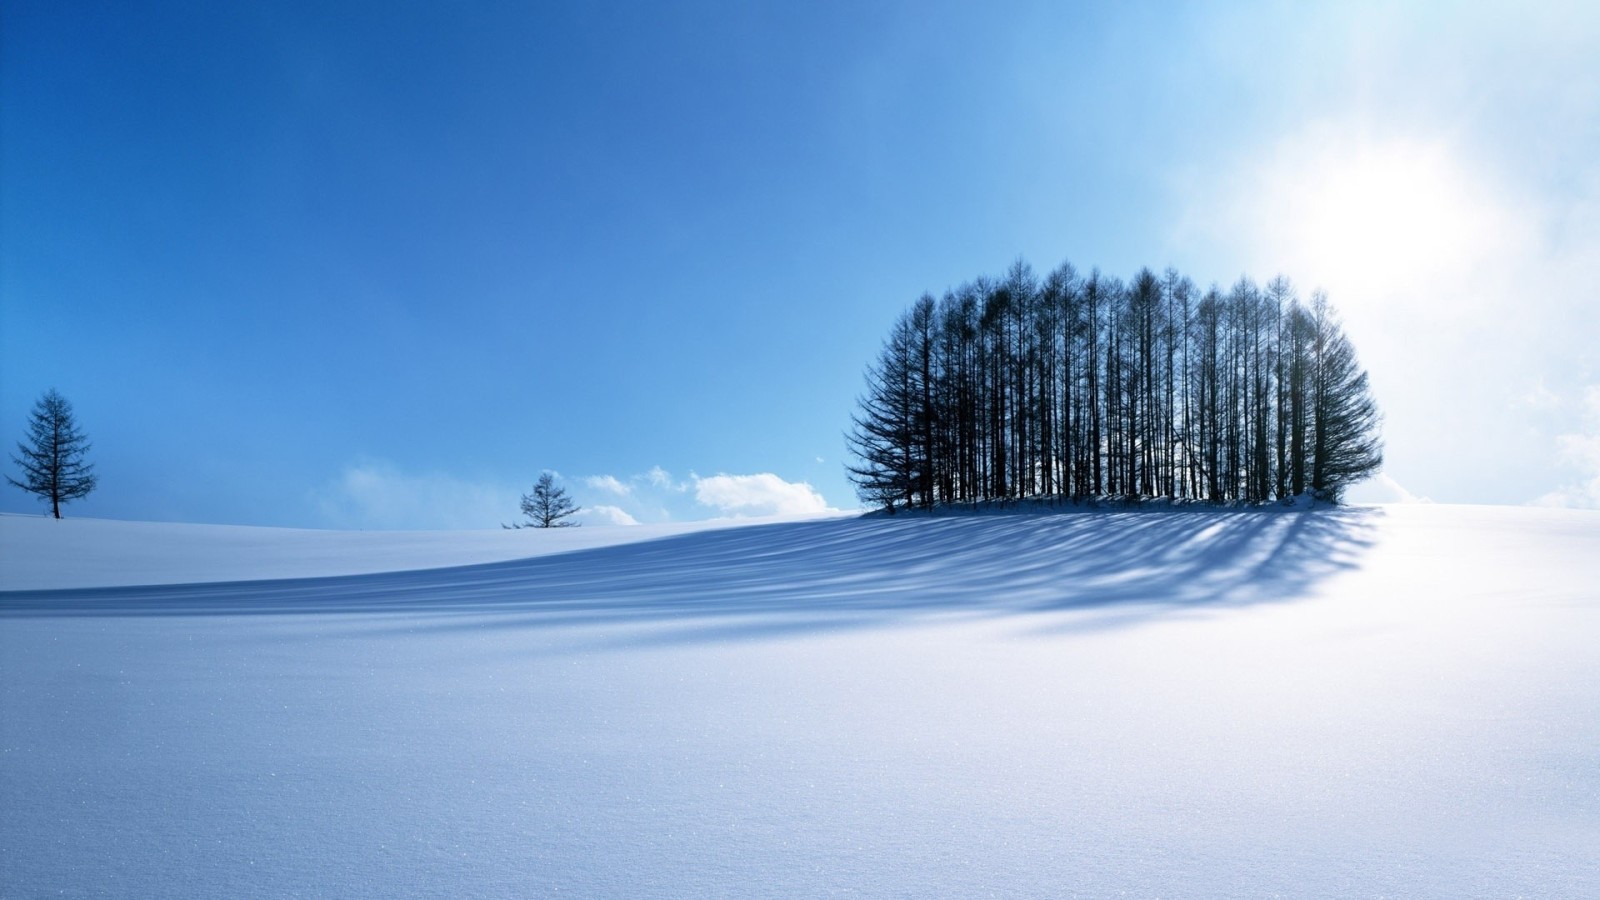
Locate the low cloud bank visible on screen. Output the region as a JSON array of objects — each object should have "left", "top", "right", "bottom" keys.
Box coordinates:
[
  {"left": 312, "top": 461, "right": 833, "bottom": 531},
  {"left": 577, "top": 504, "right": 641, "bottom": 526},
  {"left": 313, "top": 461, "right": 510, "bottom": 530},
  {"left": 584, "top": 475, "right": 631, "bottom": 497},
  {"left": 1532, "top": 385, "right": 1600, "bottom": 510},
  {"left": 692, "top": 472, "right": 830, "bottom": 517},
  {"left": 572, "top": 466, "right": 833, "bottom": 522}
]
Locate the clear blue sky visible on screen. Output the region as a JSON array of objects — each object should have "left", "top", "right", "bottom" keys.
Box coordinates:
[{"left": 4, "top": 1, "right": 1597, "bottom": 527}]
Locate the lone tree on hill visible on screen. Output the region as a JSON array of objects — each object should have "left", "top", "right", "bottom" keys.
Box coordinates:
[
  {"left": 509, "top": 472, "right": 581, "bottom": 528},
  {"left": 8, "top": 389, "right": 98, "bottom": 518}
]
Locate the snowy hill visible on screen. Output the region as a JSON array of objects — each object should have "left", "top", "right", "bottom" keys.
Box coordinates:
[
  {"left": 2, "top": 504, "right": 1597, "bottom": 896},
  {"left": 0, "top": 511, "right": 845, "bottom": 590}
]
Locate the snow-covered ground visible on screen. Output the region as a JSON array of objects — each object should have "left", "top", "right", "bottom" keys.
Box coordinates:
[
  {"left": 2, "top": 504, "right": 1597, "bottom": 896},
  {"left": 0, "top": 511, "right": 846, "bottom": 590}
]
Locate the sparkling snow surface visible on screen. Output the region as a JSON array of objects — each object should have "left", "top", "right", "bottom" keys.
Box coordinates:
[{"left": 2, "top": 505, "right": 1597, "bottom": 896}]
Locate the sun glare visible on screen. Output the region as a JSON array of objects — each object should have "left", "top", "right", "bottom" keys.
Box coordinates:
[{"left": 1261, "top": 137, "right": 1506, "bottom": 307}]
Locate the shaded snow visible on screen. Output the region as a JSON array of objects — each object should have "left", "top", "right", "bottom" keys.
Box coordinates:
[
  {"left": 0, "top": 511, "right": 844, "bottom": 590},
  {"left": 2, "top": 504, "right": 1598, "bottom": 896}
]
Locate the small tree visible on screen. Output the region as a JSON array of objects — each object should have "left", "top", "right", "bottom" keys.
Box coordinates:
[
  {"left": 8, "top": 389, "right": 98, "bottom": 518},
  {"left": 509, "top": 472, "right": 581, "bottom": 528}
]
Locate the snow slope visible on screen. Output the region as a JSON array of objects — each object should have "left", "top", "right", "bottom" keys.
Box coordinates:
[
  {"left": 0, "top": 511, "right": 844, "bottom": 590},
  {"left": 2, "top": 504, "right": 1597, "bottom": 897}
]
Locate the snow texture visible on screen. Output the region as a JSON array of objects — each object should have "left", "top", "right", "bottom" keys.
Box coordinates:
[
  {"left": 0, "top": 511, "right": 842, "bottom": 591},
  {"left": 2, "top": 504, "right": 1598, "bottom": 897}
]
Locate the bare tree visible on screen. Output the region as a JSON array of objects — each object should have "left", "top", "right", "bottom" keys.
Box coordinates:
[
  {"left": 8, "top": 389, "right": 98, "bottom": 518},
  {"left": 509, "top": 472, "right": 581, "bottom": 528}
]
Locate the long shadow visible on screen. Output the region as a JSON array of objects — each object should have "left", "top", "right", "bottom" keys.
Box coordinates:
[{"left": 0, "top": 508, "right": 1380, "bottom": 642}]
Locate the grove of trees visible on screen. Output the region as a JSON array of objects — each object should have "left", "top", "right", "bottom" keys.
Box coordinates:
[
  {"left": 847, "top": 259, "right": 1382, "bottom": 512},
  {"left": 8, "top": 388, "right": 98, "bottom": 518}
]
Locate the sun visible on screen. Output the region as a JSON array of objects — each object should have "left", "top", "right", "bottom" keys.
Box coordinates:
[{"left": 1254, "top": 134, "right": 1504, "bottom": 307}]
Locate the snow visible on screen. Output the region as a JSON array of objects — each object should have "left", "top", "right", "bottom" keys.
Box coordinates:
[
  {"left": 0, "top": 511, "right": 845, "bottom": 590},
  {"left": 2, "top": 504, "right": 1598, "bottom": 896}
]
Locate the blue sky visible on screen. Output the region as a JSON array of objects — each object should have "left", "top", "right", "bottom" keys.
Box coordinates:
[{"left": 3, "top": 1, "right": 1597, "bottom": 527}]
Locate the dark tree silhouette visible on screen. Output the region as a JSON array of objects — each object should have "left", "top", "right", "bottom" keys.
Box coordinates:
[
  {"left": 8, "top": 389, "right": 98, "bottom": 518},
  {"left": 1306, "top": 292, "right": 1384, "bottom": 500},
  {"left": 509, "top": 472, "right": 581, "bottom": 528},
  {"left": 847, "top": 257, "right": 1384, "bottom": 511},
  {"left": 845, "top": 314, "right": 924, "bottom": 513}
]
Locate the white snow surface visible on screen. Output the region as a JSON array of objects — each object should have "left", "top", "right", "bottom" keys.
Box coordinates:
[
  {"left": 0, "top": 511, "right": 845, "bottom": 591},
  {"left": 2, "top": 503, "right": 1598, "bottom": 896}
]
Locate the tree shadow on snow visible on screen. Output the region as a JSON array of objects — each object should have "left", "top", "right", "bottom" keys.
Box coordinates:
[{"left": 0, "top": 508, "right": 1380, "bottom": 645}]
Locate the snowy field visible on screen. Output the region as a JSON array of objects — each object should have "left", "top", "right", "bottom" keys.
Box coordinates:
[
  {"left": 0, "top": 512, "right": 842, "bottom": 591},
  {"left": 2, "top": 504, "right": 1597, "bottom": 897}
]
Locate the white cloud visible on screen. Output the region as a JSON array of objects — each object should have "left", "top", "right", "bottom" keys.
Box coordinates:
[
  {"left": 310, "top": 462, "right": 832, "bottom": 529},
  {"left": 1533, "top": 385, "right": 1600, "bottom": 509},
  {"left": 313, "top": 460, "right": 512, "bottom": 530},
  {"left": 571, "top": 466, "right": 838, "bottom": 523},
  {"left": 643, "top": 465, "right": 687, "bottom": 491},
  {"left": 570, "top": 466, "right": 688, "bottom": 524},
  {"left": 692, "top": 472, "right": 830, "bottom": 517},
  {"left": 1522, "top": 377, "right": 1564, "bottom": 412},
  {"left": 576, "top": 504, "right": 640, "bottom": 526},
  {"left": 584, "top": 474, "right": 631, "bottom": 496}
]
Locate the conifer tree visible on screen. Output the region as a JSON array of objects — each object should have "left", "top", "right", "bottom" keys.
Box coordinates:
[
  {"left": 8, "top": 389, "right": 97, "bottom": 519},
  {"left": 1307, "top": 293, "right": 1384, "bottom": 500},
  {"left": 846, "top": 313, "right": 924, "bottom": 512},
  {"left": 846, "top": 257, "right": 1384, "bottom": 508},
  {"left": 510, "top": 472, "right": 581, "bottom": 528}
]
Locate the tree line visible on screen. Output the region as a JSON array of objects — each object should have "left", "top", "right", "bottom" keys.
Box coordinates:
[{"left": 847, "top": 259, "right": 1382, "bottom": 512}]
